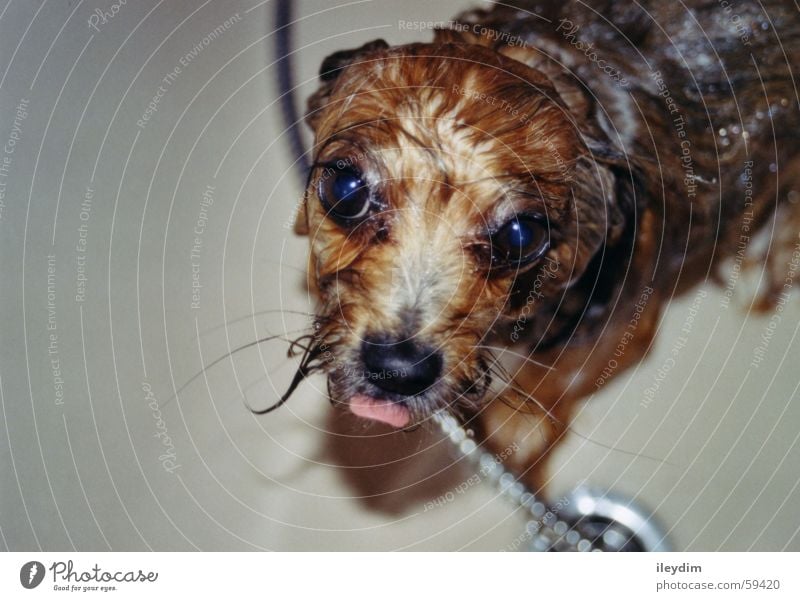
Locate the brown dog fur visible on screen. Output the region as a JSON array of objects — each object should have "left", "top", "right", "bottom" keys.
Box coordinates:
[{"left": 296, "top": 0, "right": 800, "bottom": 493}]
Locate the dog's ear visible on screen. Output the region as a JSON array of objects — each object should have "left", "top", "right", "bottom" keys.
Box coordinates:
[
  {"left": 432, "top": 26, "right": 484, "bottom": 46},
  {"left": 318, "top": 39, "right": 389, "bottom": 81},
  {"left": 305, "top": 39, "right": 389, "bottom": 132},
  {"left": 583, "top": 141, "right": 636, "bottom": 247},
  {"left": 562, "top": 147, "right": 655, "bottom": 345},
  {"left": 293, "top": 199, "right": 309, "bottom": 235}
]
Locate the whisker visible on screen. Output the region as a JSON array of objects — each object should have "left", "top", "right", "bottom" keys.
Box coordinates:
[
  {"left": 561, "top": 428, "right": 675, "bottom": 466},
  {"left": 259, "top": 259, "right": 311, "bottom": 276},
  {"left": 162, "top": 332, "right": 315, "bottom": 410},
  {"left": 199, "top": 310, "right": 321, "bottom": 336},
  {"left": 288, "top": 333, "right": 317, "bottom": 357},
  {"left": 484, "top": 363, "right": 563, "bottom": 424},
  {"left": 247, "top": 337, "right": 326, "bottom": 415}
]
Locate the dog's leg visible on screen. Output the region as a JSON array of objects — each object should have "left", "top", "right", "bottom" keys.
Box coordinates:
[
  {"left": 479, "top": 286, "right": 662, "bottom": 495},
  {"left": 485, "top": 208, "right": 663, "bottom": 493}
]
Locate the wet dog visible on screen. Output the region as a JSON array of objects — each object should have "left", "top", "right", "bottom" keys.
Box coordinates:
[{"left": 292, "top": 0, "right": 800, "bottom": 491}]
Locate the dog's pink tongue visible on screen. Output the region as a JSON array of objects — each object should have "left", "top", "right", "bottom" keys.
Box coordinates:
[{"left": 350, "top": 395, "right": 410, "bottom": 428}]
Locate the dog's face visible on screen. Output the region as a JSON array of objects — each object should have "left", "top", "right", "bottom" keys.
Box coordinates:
[{"left": 299, "top": 40, "right": 626, "bottom": 427}]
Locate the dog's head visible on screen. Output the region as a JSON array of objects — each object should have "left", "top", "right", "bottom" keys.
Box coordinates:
[{"left": 296, "top": 37, "right": 633, "bottom": 427}]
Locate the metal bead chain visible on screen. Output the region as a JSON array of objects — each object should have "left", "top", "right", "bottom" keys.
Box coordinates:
[{"left": 433, "top": 411, "right": 601, "bottom": 552}]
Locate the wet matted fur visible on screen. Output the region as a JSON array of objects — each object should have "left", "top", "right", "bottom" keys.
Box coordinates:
[{"left": 293, "top": 0, "right": 800, "bottom": 491}]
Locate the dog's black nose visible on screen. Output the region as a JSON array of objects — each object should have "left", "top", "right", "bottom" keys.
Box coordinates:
[{"left": 361, "top": 335, "right": 442, "bottom": 396}]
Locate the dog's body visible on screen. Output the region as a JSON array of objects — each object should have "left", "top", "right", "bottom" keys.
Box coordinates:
[{"left": 296, "top": 0, "right": 800, "bottom": 491}]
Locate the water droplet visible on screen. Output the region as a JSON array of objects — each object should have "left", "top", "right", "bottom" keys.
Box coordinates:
[
  {"left": 788, "top": 190, "right": 799, "bottom": 204},
  {"left": 769, "top": 163, "right": 777, "bottom": 173},
  {"left": 566, "top": 530, "right": 580, "bottom": 545},
  {"left": 459, "top": 439, "right": 477, "bottom": 455},
  {"left": 719, "top": 127, "right": 728, "bottom": 137},
  {"left": 731, "top": 125, "right": 741, "bottom": 135}
]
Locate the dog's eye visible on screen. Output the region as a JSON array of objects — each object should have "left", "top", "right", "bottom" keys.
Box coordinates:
[
  {"left": 491, "top": 215, "right": 549, "bottom": 266},
  {"left": 318, "top": 168, "right": 372, "bottom": 222}
]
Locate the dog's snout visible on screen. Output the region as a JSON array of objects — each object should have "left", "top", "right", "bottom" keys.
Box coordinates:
[{"left": 361, "top": 335, "right": 442, "bottom": 396}]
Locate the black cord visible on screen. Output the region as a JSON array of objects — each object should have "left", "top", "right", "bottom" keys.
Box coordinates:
[{"left": 275, "top": 0, "right": 310, "bottom": 187}]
